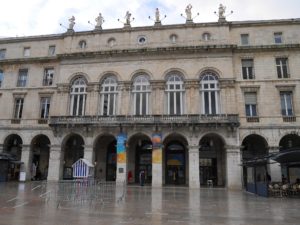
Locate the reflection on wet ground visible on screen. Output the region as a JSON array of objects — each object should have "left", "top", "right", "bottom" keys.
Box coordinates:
[{"left": 0, "top": 182, "right": 300, "bottom": 225}]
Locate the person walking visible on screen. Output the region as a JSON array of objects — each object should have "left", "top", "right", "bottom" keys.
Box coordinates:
[{"left": 139, "top": 170, "right": 145, "bottom": 186}]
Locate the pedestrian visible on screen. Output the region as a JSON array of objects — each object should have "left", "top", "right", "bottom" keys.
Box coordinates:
[{"left": 139, "top": 170, "right": 145, "bottom": 186}]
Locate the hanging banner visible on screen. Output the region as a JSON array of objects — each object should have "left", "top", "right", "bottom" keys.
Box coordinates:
[
  {"left": 152, "top": 133, "right": 162, "bottom": 164},
  {"left": 117, "top": 133, "right": 127, "bottom": 163}
]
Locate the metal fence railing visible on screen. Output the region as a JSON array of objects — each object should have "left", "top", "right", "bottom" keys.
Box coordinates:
[{"left": 34, "top": 180, "right": 126, "bottom": 209}]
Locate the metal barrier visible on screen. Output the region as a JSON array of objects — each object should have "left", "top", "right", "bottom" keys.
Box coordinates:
[{"left": 36, "top": 180, "right": 126, "bottom": 208}]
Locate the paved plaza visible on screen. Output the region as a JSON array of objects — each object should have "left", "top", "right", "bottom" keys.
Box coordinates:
[{"left": 0, "top": 182, "right": 300, "bottom": 225}]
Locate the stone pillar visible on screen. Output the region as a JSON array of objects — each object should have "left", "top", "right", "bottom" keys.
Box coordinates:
[
  {"left": 226, "top": 145, "right": 242, "bottom": 190},
  {"left": 0, "top": 144, "right": 4, "bottom": 153},
  {"left": 47, "top": 145, "right": 62, "bottom": 181},
  {"left": 20, "top": 144, "right": 32, "bottom": 181},
  {"left": 188, "top": 146, "right": 200, "bottom": 188},
  {"left": 268, "top": 146, "right": 281, "bottom": 182},
  {"left": 152, "top": 133, "right": 163, "bottom": 187},
  {"left": 84, "top": 145, "right": 94, "bottom": 163}
]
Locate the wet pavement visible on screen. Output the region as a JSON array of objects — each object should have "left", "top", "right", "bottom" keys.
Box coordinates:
[{"left": 0, "top": 182, "right": 300, "bottom": 225}]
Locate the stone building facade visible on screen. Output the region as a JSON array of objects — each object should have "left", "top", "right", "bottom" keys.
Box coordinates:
[{"left": 0, "top": 17, "right": 300, "bottom": 189}]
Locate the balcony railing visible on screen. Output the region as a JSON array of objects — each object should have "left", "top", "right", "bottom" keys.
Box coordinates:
[{"left": 49, "top": 114, "right": 239, "bottom": 127}]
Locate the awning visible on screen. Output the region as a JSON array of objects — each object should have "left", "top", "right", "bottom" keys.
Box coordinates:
[{"left": 271, "top": 148, "right": 300, "bottom": 165}]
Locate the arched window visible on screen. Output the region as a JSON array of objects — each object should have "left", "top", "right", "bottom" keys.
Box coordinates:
[
  {"left": 132, "top": 75, "right": 151, "bottom": 115},
  {"left": 166, "top": 73, "right": 185, "bottom": 115},
  {"left": 70, "top": 77, "right": 87, "bottom": 116},
  {"left": 100, "top": 76, "right": 118, "bottom": 116},
  {"left": 200, "top": 72, "right": 220, "bottom": 114}
]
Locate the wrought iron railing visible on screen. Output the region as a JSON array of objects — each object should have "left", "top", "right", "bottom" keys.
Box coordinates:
[{"left": 49, "top": 114, "right": 239, "bottom": 126}]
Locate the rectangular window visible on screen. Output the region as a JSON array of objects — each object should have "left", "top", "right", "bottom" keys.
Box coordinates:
[
  {"left": 48, "top": 45, "right": 56, "bottom": 56},
  {"left": 274, "top": 32, "right": 283, "bottom": 44},
  {"left": 17, "top": 69, "right": 28, "bottom": 87},
  {"left": 244, "top": 92, "right": 257, "bottom": 117},
  {"left": 0, "top": 49, "right": 6, "bottom": 59},
  {"left": 276, "top": 58, "right": 289, "bottom": 78},
  {"left": 24, "top": 47, "right": 30, "bottom": 57},
  {"left": 0, "top": 70, "right": 3, "bottom": 88},
  {"left": 14, "top": 98, "right": 24, "bottom": 119},
  {"left": 43, "top": 68, "right": 54, "bottom": 86},
  {"left": 242, "top": 59, "right": 254, "bottom": 79},
  {"left": 241, "top": 34, "right": 249, "bottom": 45},
  {"left": 40, "top": 97, "right": 51, "bottom": 119},
  {"left": 280, "top": 92, "right": 293, "bottom": 116}
]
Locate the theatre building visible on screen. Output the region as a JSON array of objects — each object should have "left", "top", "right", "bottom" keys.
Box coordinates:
[{"left": 0, "top": 14, "right": 300, "bottom": 189}]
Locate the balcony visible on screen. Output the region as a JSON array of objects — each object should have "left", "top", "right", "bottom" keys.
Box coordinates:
[{"left": 49, "top": 114, "right": 239, "bottom": 128}]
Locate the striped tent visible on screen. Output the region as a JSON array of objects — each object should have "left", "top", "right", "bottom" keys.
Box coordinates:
[{"left": 72, "top": 158, "right": 94, "bottom": 178}]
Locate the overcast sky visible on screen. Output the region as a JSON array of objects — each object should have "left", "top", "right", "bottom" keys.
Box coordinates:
[{"left": 0, "top": 0, "right": 299, "bottom": 37}]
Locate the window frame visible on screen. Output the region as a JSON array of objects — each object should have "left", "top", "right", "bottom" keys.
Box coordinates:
[
  {"left": 274, "top": 32, "right": 283, "bottom": 44},
  {"left": 200, "top": 72, "right": 220, "bottom": 115},
  {"left": 23, "top": 47, "right": 30, "bottom": 57},
  {"left": 48, "top": 45, "right": 56, "bottom": 56},
  {"left": 0, "top": 49, "right": 6, "bottom": 59},
  {"left": 241, "top": 59, "right": 254, "bottom": 80},
  {"left": 244, "top": 92, "right": 258, "bottom": 117},
  {"left": 132, "top": 75, "right": 151, "bottom": 115},
  {"left": 276, "top": 58, "right": 289, "bottom": 78},
  {"left": 280, "top": 91, "right": 294, "bottom": 116},
  {"left": 40, "top": 97, "right": 51, "bottom": 119},
  {"left": 70, "top": 77, "right": 87, "bottom": 116},
  {"left": 14, "top": 98, "right": 24, "bottom": 119},
  {"left": 165, "top": 73, "right": 185, "bottom": 115},
  {"left": 17, "top": 69, "right": 28, "bottom": 87},
  {"left": 240, "top": 34, "right": 249, "bottom": 45},
  {"left": 0, "top": 69, "right": 3, "bottom": 88},
  {"left": 43, "top": 68, "right": 54, "bottom": 86},
  {"left": 100, "top": 76, "right": 118, "bottom": 116}
]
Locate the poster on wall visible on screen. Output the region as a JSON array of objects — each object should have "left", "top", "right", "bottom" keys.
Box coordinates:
[
  {"left": 117, "top": 133, "right": 127, "bottom": 163},
  {"left": 152, "top": 133, "right": 162, "bottom": 164}
]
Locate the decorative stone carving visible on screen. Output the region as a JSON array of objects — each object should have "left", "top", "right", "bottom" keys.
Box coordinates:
[
  {"left": 95, "top": 13, "right": 104, "bottom": 30},
  {"left": 68, "top": 16, "right": 75, "bottom": 30}
]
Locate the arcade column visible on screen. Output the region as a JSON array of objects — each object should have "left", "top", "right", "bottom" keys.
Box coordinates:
[
  {"left": 47, "top": 145, "right": 62, "bottom": 181},
  {"left": 188, "top": 145, "right": 200, "bottom": 188},
  {"left": 152, "top": 133, "right": 163, "bottom": 187},
  {"left": 268, "top": 146, "right": 281, "bottom": 182},
  {"left": 20, "top": 144, "right": 31, "bottom": 181},
  {"left": 226, "top": 145, "right": 242, "bottom": 190}
]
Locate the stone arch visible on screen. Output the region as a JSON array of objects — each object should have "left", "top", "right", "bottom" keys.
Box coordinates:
[
  {"left": 127, "top": 132, "right": 152, "bottom": 184},
  {"left": 199, "top": 132, "right": 226, "bottom": 187},
  {"left": 61, "top": 133, "right": 85, "bottom": 179},
  {"left": 197, "top": 67, "right": 222, "bottom": 80},
  {"left": 30, "top": 134, "right": 51, "bottom": 180},
  {"left": 93, "top": 133, "right": 117, "bottom": 181},
  {"left": 130, "top": 69, "right": 153, "bottom": 81},
  {"left": 163, "top": 132, "right": 189, "bottom": 185},
  {"left": 67, "top": 72, "right": 90, "bottom": 84},
  {"left": 98, "top": 71, "right": 120, "bottom": 83},
  {"left": 279, "top": 133, "right": 300, "bottom": 151},
  {"left": 163, "top": 68, "right": 187, "bottom": 81}
]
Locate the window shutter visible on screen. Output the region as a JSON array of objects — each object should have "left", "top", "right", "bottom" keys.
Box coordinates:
[{"left": 245, "top": 92, "right": 257, "bottom": 104}]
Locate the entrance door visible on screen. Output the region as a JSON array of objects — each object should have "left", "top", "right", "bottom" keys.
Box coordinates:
[
  {"left": 165, "top": 148, "right": 185, "bottom": 185},
  {"left": 106, "top": 141, "right": 116, "bottom": 181},
  {"left": 135, "top": 145, "right": 152, "bottom": 184},
  {"left": 199, "top": 158, "right": 217, "bottom": 186}
]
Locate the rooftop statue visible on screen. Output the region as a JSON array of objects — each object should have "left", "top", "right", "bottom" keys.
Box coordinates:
[
  {"left": 218, "top": 4, "right": 226, "bottom": 19},
  {"left": 95, "top": 13, "right": 104, "bottom": 28},
  {"left": 125, "top": 11, "right": 132, "bottom": 25},
  {"left": 155, "top": 8, "right": 160, "bottom": 22},
  {"left": 68, "top": 16, "right": 75, "bottom": 30},
  {"left": 185, "top": 4, "right": 193, "bottom": 21}
]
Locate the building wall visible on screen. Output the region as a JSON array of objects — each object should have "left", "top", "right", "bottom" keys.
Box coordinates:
[{"left": 0, "top": 19, "right": 300, "bottom": 189}]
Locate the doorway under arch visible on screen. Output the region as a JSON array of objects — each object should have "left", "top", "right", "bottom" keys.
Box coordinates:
[
  {"left": 3, "top": 134, "right": 23, "bottom": 181},
  {"left": 62, "top": 134, "right": 84, "bottom": 179},
  {"left": 94, "top": 134, "right": 117, "bottom": 181},
  {"left": 279, "top": 134, "right": 300, "bottom": 183},
  {"left": 30, "top": 135, "right": 50, "bottom": 180},
  {"left": 127, "top": 133, "right": 152, "bottom": 184},
  {"left": 199, "top": 133, "right": 226, "bottom": 187},
  {"left": 241, "top": 134, "right": 268, "bottom": 188},
  {"left": 163, "top": 133, "right": 188, "bottom": 185}
]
